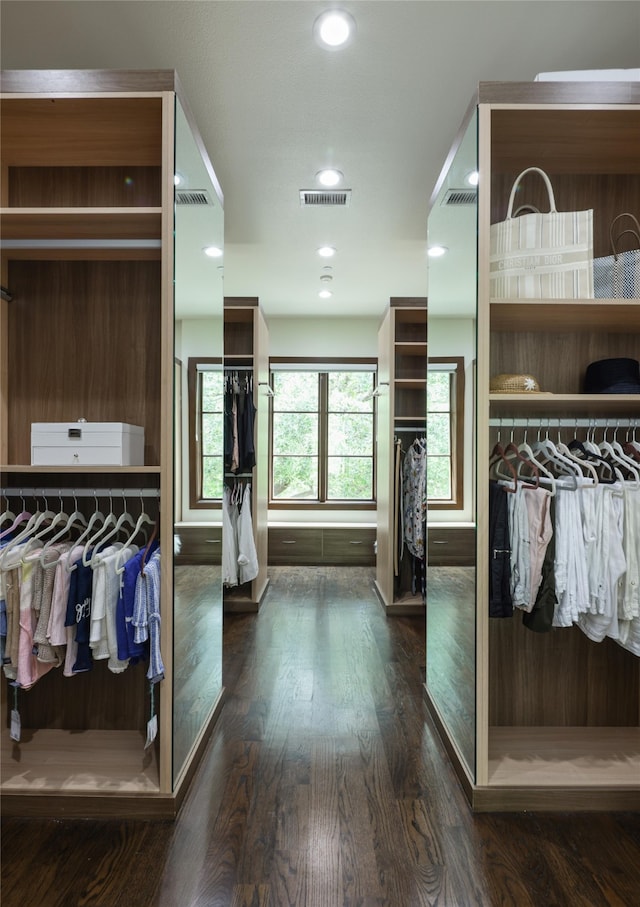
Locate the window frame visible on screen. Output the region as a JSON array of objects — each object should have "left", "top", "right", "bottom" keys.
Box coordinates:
[
  {"left": 427, "top": 356, "right": 465, "bottom": 511},
  {"left": 269, "top": 357, "right": 378, "bottom": 511},
  {"left": 188, "top": 356, "right": 224, "bottom": 509}
]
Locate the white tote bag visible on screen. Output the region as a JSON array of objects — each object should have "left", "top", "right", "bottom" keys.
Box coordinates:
[
  {"left": 593, "top": 213, "right": 640, "bottom": 299},
  {"left": 490, "top": 167, "right": 594, "bottom": 299}
]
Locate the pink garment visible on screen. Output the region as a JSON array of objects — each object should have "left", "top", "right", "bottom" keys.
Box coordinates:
[
  {"left": 522, "top": 486, "right": 553, "bottom": 611},
  {"left": 47, "top": 545, "right": 84, "bottom": 647},
  {"left": 16, "top": 553, "right": 55, "bottom": 689}
]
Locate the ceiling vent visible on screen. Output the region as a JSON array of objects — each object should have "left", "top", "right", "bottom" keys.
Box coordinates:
[
  {"left": 441, "top": 188, "right": 477, "bottom": 206},
  {"left": 299, "top": 189, "right": 352, "bottom": 207},
  {"left": 175, "top": 189, "right": 213, "bottom": 206}
]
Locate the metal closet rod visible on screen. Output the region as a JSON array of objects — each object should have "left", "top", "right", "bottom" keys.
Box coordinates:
[
  {"left": 489, "top": 417, "right": 640, "bottom": 429},
  {"left": 0, "top": 487, "right": 160, "bottom": 499}
]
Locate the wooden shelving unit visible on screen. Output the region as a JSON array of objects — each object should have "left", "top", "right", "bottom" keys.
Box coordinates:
[
  {"left": 425, "top": 80, "right": 640, "bottom": 812},
  {"left": 375, "top": 298, "right": 427, "bottom": 615}
]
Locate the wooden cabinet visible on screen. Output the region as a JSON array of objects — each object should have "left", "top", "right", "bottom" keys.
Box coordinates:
[
  {"left": 223, "top": 298, "right": 269, "bottom": 611},
  {"left": 269, "top": 525, "right": 376, "bottom": 566},
  {"left": 0, "top": 70, "right": 224, "bottom": 818},
  {"left": 375, "top": 298, "right": 427, "bottom": 614},
  {"left": 425, "top": 80, "right": 640, "bottom": 812}
]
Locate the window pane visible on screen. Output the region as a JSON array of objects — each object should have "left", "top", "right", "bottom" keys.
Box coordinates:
[
  {"left": 427, "top": 412, "right": 450, "bottom": 455},
  {"left": 328, "top": 372, "right": 374, "bottom": 412},
  {"left": 427, "top": 456, "right": 451, "bottom": 499},
  {"left": 427, "top": 372, "right": 451, "bottom": 412},
  {"left": 202, "top": 456, "right": 224, "bottom": 499},
  {"left": 273, "top": 372, "right": 318, "bottom": 411},
  {"left": 273, "top": 413, "right": 318, "bottom": 455},
  {"left": 202, "top": 371, "right": 224, "bottom": 411},
  {"left": 273, "top": 456, "right": 318, "bottom": 499},
  {"left": 328, "top": 413, "right": 373, "bottom": 456},
  {"left": 202, "top": 412, "right": 224, "bottom": 456},
  {"left": 327, "top": 456, "right": 373, "bottom": 499}
]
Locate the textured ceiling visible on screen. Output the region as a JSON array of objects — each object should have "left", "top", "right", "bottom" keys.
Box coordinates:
[{"left": 1, "top": 1, "right": 639, "bottom": 320}]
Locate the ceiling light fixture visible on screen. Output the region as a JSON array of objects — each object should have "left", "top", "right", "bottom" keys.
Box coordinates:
[
  {"left": 465, "top": 170, "right": 479, "bottom": 187},
  {"left": 427, "top": 245, "right": 448, "bottom": 258},
  {"left": 316, "top": 168, "right": 343, "bottom": 187},
  {"left": 313, "top": 10, "right": 356, "bottom": 50},
  {"left": 203, "top": 245, "right": 223, "bottom": 258},
  {"left": 319, "top": 289, "right": 333, "bottom": 299},
  {"left": 317, "top": 246, "right": 336, "bottom": 258},
  {"left": 174, "top": 173, "right": 183, "bottom": 187}
]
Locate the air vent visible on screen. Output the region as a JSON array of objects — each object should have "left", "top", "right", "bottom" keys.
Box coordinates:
[
  {"left": 175, "top": 190, "right": 213, "bottom": 206},
  {"left": 299, "top": 190, "right": 352, "bottom": 207},
  {"left": 441, "top": 188, "right": 477, "bottom": 206}
]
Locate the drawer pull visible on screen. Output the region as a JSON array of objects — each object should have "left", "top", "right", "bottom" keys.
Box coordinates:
[
  {"left": 431, "top": 540, "right": 447, "bottom": 545},
  {"left": 205, "top": 539, "right": 221, "bottom": 544},
  {"left": 349, "top": 540, "right": 363, "bottom": 545},
  {"left": 282, "top": 540, "right": 297, "bottom": 545}
]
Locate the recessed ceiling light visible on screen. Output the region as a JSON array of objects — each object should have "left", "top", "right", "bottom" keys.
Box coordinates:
[
  {"left": 428, "top": 245, "right": 448, "bottom": 258},
  {"left": 316, "top": 168, "right": 343, "bottom": 187},
  {"left": 313, "top": 10, "right": 356, "bottom": 50},
  {"left": 319, "top": 289, "right": 333, "bottom": 299},
  {"left": 203, "top": 245, "right": 223, "bottom": 258},
  {"left": 465, "top": 170, "right": 479, "bottom": 187},
  {"left": 174, "top": 173, "right": 183, "bottom": 186},
  {"left": 317, "top": 246, "right": 336, "bottom": 258}
]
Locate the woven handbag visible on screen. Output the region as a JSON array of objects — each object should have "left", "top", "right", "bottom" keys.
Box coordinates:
[
  {"left": 593, "top": 213, "right": 640, "bottom": 299},
  {"left": 490, "top": 167, "right": 594, "bottom": 299}
]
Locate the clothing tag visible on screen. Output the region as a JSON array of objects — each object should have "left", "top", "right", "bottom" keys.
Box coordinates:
[
  {"left": 10, "top": 708, "right": 21, "bottom": 742},
  {"left": 145, "top": 714, "right": 157, "bottom": 749}
]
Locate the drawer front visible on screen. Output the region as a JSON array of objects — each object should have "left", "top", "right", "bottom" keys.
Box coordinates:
[
  {"left": 31, "top": 445, "right": 124, "bottom": 466},
  {"left": 322, "top": 528, "right": 376, "bottom": 565},
  {"left": 427, "top": 527, "right": 475, "bottom": 566},
  {"left": 269, "top": 528, "right": 323, "bottom": 564},
  {"left": 175, "top": 526, "right": 222, "bottom": 564}
]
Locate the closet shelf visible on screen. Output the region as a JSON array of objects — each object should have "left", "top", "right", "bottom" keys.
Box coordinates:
[
  {"left": 490, "top": 300, "right": 640, "bottom": 333},
  {"left": 0, "top": 207, "right": 162, "bottom": 242},
  {"left": 0, "top": 465, "right": 161, "bottom": 474},
  {"left": 488, "top": 727, "right": 640, "bottom": 788},
  {"left": 489, "top": 393, "right": 640, "bottom": 416},
  {"left": 1, "top": 728, "right": 159, "bottom": 794}
]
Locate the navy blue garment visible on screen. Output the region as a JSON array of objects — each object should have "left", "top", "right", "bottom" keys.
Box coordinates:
[
  {"left": 489, "top": 481, "right": 513, "bottom": 618},
  {"left": 65, "top": 554, "right": 94, "bottom": 672}
]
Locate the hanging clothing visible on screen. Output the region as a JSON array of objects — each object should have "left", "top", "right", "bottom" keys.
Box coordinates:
[
  {"left": 402, "top": 438, "right": 426, "bottom": 560},
  {"left": 237, "top": 484, "right": 259, "bottom": 585},
  {"left": 489, "top": 480, "right": 513, "bottom": 618}
]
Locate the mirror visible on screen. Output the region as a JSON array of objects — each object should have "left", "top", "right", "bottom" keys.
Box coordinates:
[
  {"left": 172, "top": 98, "right": 224, "bottom": 785},
  {"left": 425, "top": 109, "right": 478, "bottom": 778}
]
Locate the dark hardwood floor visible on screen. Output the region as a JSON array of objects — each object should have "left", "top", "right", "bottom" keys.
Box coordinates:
[{"left": 2, "top": 566, "right": 639, "bottom": 906}]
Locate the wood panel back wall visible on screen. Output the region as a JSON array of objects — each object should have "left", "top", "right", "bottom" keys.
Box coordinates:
[{"left": 7, "top": 260, "right": 161, "bottom": 466}]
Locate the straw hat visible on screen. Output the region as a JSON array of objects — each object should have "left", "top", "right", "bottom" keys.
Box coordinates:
[{"left": 490, "top": 373, "right": 543, "bottom": 393}]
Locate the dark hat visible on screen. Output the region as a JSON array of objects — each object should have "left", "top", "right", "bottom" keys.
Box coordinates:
[{"left": 583, "top": 358, "right": 640, "bottom": 394}]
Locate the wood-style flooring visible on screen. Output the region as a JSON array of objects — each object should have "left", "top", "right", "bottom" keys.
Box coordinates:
[{"left": 2, "top": 566, "right": 640, "bottom": 906}]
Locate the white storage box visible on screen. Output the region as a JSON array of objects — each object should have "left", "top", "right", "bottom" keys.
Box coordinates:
[{"left": 31, "top": 422, "right": 145, "bottom": 467}]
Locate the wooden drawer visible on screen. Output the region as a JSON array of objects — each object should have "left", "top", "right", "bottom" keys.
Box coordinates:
[
  {"left": 269, "top": 528, "right": 323, "bottom": 565},
  {"left": 322, "top": 528, "right": 376, "bottom": 565},
  {"left": 269, "top": 527, "right": 375, "bottom": 566},
  {"left": 174, "top": 525, "right": 222, "bottom": 565},
  {"left": 427, "top": 526, "right": 475, "bottom": 566}
]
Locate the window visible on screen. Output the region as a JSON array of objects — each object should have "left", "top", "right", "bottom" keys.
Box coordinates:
[
  {"left": 188, "top": 358, "right": 224, "bottom": 507},
  {"left": 427, "top": 357, "right": 465, "bottom": 510},
  {"left": 270, "top": 363, "right": 376, "bottom": 507}
]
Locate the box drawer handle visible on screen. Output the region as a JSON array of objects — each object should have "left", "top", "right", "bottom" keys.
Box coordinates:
[
  {"left": 349, "top": 540, "right": 363, "bottom": 545},
  {"left": 205, "top": 539, "right": 221, "bottom": 544},
  {"left": 431, "top": 540, "right": 447, "bottom": 545},
  {"left": 281, "top": 540, "right": 297, "bottom": 545}
]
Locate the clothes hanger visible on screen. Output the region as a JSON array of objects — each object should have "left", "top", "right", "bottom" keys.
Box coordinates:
[
  {"left": 140, "top": 512, "right": 160, "bottom": 576},
  {"left": 114, "top": 492, "right": 155, "bottom": 574},
  {"left": 495, "top": 429, "right": 541, "bottom": 489},
  {"left": 569, "top": 423, "right": 616, "bottom": 483},
  {"left": 81, "top": 493, "right": 118, "bottom": 567},
  {"left": 553, "top": 426, "right": 599, "bottom": 486},
  {"left": 20, "top": 491, "right": 71, "bottom": 563},
  {"left": 602, "top": 424, "right": 640, "bottom": 487},
  {"left": 530, "top": 424, "right": 581, "bottom": 488},
  {"left": 0, "top": 492, "right": 60, "bottom": 568},
  {"left": 0, "top": 491, "right": 32, "bottom": 541},
  {"left": 488, "top": 423, "right": 517, "bottom": 493},
  {"left": 67, "top": 492, "right": 105, "bottom": 572},
  {"left": 0, "top": 495, "right": 16, "bottom": 532},
  {"left": 40, "top": 492, "right": 88, "bottom": 568},
  {"left": 89, "top": 492, "right": 135, "bottom": 568},
  {"left": 516, "top": 429, "right": 556, "bottom": 496}
]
